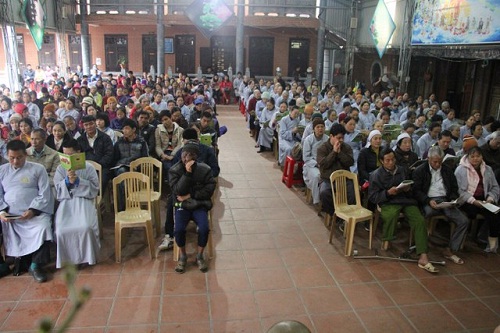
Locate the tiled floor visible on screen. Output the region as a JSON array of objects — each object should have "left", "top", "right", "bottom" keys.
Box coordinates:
[{"left": 1, "top": 105, "right": 499, "bottom": 332}]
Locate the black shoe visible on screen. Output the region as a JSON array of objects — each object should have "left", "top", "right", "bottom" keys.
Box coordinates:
[
  {"left": 0, "top": 263, "right": 10, "bottom": 278},
  {"left": 257, "top": 146, "right": 267, "bottom": 153},
  {"left": 29, "top": 267, "right": 47, "bottom": 283},
  {"left": 12, "top": 257, "right": 30, "bottom": 276}
]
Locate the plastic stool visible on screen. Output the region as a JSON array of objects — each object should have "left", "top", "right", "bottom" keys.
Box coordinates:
[{"left": 282, "top": 156, "right": 304, "bottom": 188}]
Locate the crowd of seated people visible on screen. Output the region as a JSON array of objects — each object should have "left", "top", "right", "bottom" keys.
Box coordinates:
[
  {"left": 0, "top": 69, "right": 223, "bottom": 281},
  {"left": 238, "top": 76, "right": 500, "bottom": 273}
]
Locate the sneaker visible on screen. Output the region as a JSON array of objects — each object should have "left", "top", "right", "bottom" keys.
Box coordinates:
[
  {"left": 175, "top": 257, "right": 187, "bottom": 274},
  {"left": 363, "top": 221, "right": 371, "bottom": 232},
  {"left": 337, "top": 220, "right": 345, "bottom": 233},
  {"left": 196, "top": 255, "right": 208, "bottom": 273},
  {"left": 158, "top": 235, "right": 174, "bottom": 251}
]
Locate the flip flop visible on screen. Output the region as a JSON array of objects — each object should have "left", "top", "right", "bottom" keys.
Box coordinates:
[
  {"left": 418, "top": 262, "right": 439, "bottom": 274},
  {"left": 444, "top": 254, "right": 464, "bottom": 265}
]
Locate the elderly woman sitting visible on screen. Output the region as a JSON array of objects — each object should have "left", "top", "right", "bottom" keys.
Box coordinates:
[
  {"left": 302, "top": 118, "right": 329, "bottom": 205},
  {"left": 455, "top": 146, "right": 500, "bottom": 253}
]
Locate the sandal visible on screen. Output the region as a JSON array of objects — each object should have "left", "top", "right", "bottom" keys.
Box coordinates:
[
  {"left": 444, "top": 254, "right": 464, "bottom": 265},
  {"left": 418, "top": 262, "right": 439, "bottom": 274},
  {"left": 381, "top": 241, "right": 390, "bottom": 251}
]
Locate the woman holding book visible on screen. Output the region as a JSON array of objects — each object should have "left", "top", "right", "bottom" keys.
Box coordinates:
[
  {"left": 53, "top": 139, "right": 100, "bottom": 268},
  {"left": 455, "top": 146, "right": 500, "bottom": 253}
]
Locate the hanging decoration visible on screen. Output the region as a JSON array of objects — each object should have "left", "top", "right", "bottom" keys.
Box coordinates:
[
  {"left": 185, "top": 0, "right": 233, "bottom": 39},
  {"left": 20, "top": 0, "right": 47, "bottom": 51},
  {"left": 369, "top": 0, "right": 396, "bottom": 59}
]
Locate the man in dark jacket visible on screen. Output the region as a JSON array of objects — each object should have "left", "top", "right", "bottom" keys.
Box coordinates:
[
  {"left": 480, "top": 130, "right": 500, "bottom": 184},
  {"left": 413, "top": 146, "right": 469, "bottom": 264},
  {"left": 368, "top": 147, "right": 438, "bottom": 274},
  {"left": 136, "top": 111, "right": 156, "bottom": 156},
  {"left": 316, "top": 123, "right": 354, "bottom": 216},
  {"left": 159, "top": 128, "right": 219, "bottom": 252},
  {"left": 77, "top": 115, "right": 115, "bottom": 187},
  {"left": 169, "top": 141, "right": 216, "bottom": 274}
]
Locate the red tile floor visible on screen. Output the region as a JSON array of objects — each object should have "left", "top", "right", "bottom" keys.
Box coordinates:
[{"left": 0, "top": 105, "right": 499, "bottom": 332}]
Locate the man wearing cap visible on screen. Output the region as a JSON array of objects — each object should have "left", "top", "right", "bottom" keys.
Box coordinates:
[
  {"left": 189, "top": 97, "right": 204, "bottom": 123},
  {"left": 413, "top": 146, "right": 469, "bottom": 265},
  {"left": 303, "top": 118, "right": 329, "bottom": 205},
  {"left": 169, "top": 141, "right": 216, "bottom": 273}
]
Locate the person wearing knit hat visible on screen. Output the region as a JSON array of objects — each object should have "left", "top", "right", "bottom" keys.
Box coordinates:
[
  {"left": 169, "top": 137, "right": 216, "bottom": 274},
  {"left": 9, "top": 113, "right": 22, "bottom": 122},
  {"left": 82, "top": 96, "right": 94, "bottom": 106},
  {"left": 303, "top": 116, "right": 328, "bottom": 205},
  {"left": 462, "top": 134, "right": 478, "bottom": 154},
  {"left": 181, "top": 140, "right": 200, "bottom": 157},
  {"left": 14, "top": 103, "right": 27, "bottom": 115},
  {"left": 394, "top": 132, "right": 419, "bottom": 173},
  {"left": 358, "top": 129, "right": 383, "bottom": 187}
]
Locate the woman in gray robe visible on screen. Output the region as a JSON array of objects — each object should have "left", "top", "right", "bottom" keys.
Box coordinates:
[
  {"left": 53, "top": 139, "right": 100, "bottom": 269},
  {"left": 256, "top": 98, "right": 278, "bottom": 152}
]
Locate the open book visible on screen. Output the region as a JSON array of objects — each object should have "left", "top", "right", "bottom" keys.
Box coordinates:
[
  {"left": 199, "top": 133, "right": 213, "bottom": 146},
  {"left": 480, "top": 202, "right": 500, "bottom": 214},
  {"left": 350, "top": 132, "right": 364, "bottom": 143},
  {"left": 434, "top": 199, "right": 458, "bottom": 209},
  {"left": 396, "top": 180, "right": 414, "bottom": 189},
  {"left": 443, "top": 154, "right": 460, "bottom": 162},
  {"left": 409, "top": 159, "right": 426, "bottom": 170},
  {"left": 382, "top": 124, "right": 402, "bottom": 140},
  {"left": 58, "top": 152, "right": 86, "bottom": 171},
  {"left": 2, "top": 213, "right": 22, "bottom": 220}
]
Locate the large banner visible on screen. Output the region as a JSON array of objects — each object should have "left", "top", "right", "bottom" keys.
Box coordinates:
[{"left": 411, "top": 0, "right": 500, "bottom": 45}]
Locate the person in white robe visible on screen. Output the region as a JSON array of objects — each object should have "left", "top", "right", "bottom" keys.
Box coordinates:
[
  {"left": 53, "top": 139, "right": 100, "bottom": 269},
  {"left": 278, "top": 105, "right": 301, "bottom": 165},
  {"left": 256, "top": 98, "right": 278, "bottom": 152},
  {"left": 303, "top": 118, "right": 329, "bottom": 204},
  {"left": 0, "top": 140, "right": 54, "bottom": 282}
]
